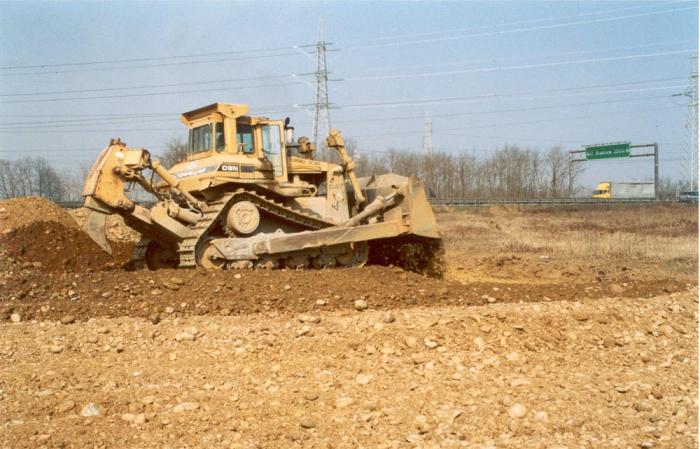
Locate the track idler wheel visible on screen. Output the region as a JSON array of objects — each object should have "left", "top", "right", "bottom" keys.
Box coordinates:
[
  {"left": 226, "top": 201, "right": 260, "bottom": 235},
  {"left": 196, "top": 241, "right": 226, "bottom": 270}
]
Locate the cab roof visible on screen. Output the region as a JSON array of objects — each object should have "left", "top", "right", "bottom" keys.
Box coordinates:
[{"left": 180, "top": 103, "right": 250, "bottom": 126}]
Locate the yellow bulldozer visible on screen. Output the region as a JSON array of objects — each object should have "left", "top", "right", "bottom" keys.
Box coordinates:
[{"left": 82, "top": 103, "right": 441, "bottom": 272}]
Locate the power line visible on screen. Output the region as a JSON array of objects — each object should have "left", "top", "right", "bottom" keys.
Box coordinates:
[
  {"left": 0, "top": 44, "right": 305, "bottom": 70},
  {"left": 11, "top": 40, "right": 687, "bottom": 98},
  {"left": 333, "top": 92, "right": 685, "bottom": 126},
  {"left": 0, "top": 116, "right": 175, "bottom": 130},
  {"left": 0, "top": 76, "right": 677, "bottom": 125},
  {"left": 0, "top": 114, "right": 313, "bottom": 129},
  {"left": 0, "top": 114, "right": 313, "bottom": 130},
  {"left": 0, "top": 115, "right": 174, "bottom": 127},
  {"left": 446, "top": 105, "right": 684, "bottom": 132},
  {"left": 0, "top": 84, "right": 683, "bottom": 130},
  {"left": 0, "top": 127, "right": 182, "bottom": 134},
  {"left": 352, "top": 105, "right": 683, "bottom": 140},
  {"left": 0, "top": 106, "right": 304, "bottom": 133},
  {"left": 443, "top": 140, "right": 683, "bottom": 150},
  {"left": 0, "top": 74, "right": 305, "bottom": 97},
  {"left": 343, "top": 6, "right": 697, "bottom": 50},
  {"left": 0, "top": 146, "right": 167, "bottom": 154},
  {"left": 9, "top": 3, "right": 672, "bottom": 74},
  {"left": 435, "top": 132, "right": 685, "bottom": 148},
  {"left": 326, "top": 84, "right": 686, "bottom": 111},
  {"left": 1, "top": 47, "right": 688, "bottom": 101},
  {"left": 0, "top": 81, "right": 305, "bottom": 104},
  {"left": 357, "top": 39, "right": 695, "bottom": 75},
  {"left": 343, "top": 1, "right": 687, "bottom": 45},
  {"left": 343, "top": 49, "right": 696, "bottom": 82},
  {"left": 0, "top": 112, "right": 176, "bottom": 118},
  {"left": 2, "top": 48, "right": 689, "bottom": 104},
  {"left": 0, "top": 51, "right": 305, "bottom": 77}
]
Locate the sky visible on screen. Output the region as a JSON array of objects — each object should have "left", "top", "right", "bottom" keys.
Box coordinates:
[{"left": 0, "top": 0, "right": 697, "bottom": 191}]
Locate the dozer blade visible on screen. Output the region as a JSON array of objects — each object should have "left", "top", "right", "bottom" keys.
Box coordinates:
[
  {"left": 86, "top": 210, "right": 112, "bottom": 254},
  {"left": 358, "top": 173, "right": 440, "bottom": 239}
]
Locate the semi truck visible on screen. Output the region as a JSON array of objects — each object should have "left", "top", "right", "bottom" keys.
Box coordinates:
[{"left": 592, "top": 181, "right": 655, "bottom": 200}]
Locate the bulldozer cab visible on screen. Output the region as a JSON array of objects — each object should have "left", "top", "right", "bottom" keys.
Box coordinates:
[{"left": 180, "top": 103, "right": 288, "bottom": 182}]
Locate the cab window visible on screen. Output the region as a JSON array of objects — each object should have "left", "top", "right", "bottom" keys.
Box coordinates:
[
  {"left": 215, "top": 122, "right": 225, "bottom": 152},
  {"left": 261, "top": 124, "right": 283, "bottom": 177},
  {"left": 189, "top": 124, "right": 211, "bottom": 153},
  {"left": 237, "top": 124, "right": 254, "bottom": 154}
]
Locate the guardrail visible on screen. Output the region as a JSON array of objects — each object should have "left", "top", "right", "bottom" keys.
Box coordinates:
[{"left": 428, "top": 197, "right": 659, "bottom": 205}]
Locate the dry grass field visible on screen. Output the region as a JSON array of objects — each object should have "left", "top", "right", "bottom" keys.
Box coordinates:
[
  {"left": 438, "top": 203, "right": 698, "bottom": 286},
  {"left": 0, "top": 198, "right": 697, "bottom": 448}
]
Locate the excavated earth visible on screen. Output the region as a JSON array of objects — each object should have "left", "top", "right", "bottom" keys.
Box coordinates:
[{"left": 0, "top": 197, "right": 697, "bottom": 448}]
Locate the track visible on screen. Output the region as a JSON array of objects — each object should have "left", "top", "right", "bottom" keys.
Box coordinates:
[
  {"left": 129, "top": 189, "right": 337, "bottom": 269},
  {"left": 57, "top": 197, "right": 680, "bottom": 210}
]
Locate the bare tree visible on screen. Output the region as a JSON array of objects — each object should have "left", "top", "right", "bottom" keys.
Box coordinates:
[
  {"left": 353, "top": 144, "right": 591, "bottom": 200},
  {"left": 546, "top": 146, "right": 568, "bottom": 198},
  {"left": 158, "top": 136, "right": 188, "bottom": 168},
  {"left": 657, "top": 177, "right": 679, "bottom": 200},
  {"left": 0, "top": 157, "right": 68, "bottom": 201}
]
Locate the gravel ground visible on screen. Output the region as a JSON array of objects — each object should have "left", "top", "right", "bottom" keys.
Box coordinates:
[
  {"left": 0, "top": 289, "right": 696, "bottom": 449},
  {"left": 0, "top": 198, "right": 697, "bottom": 448}
]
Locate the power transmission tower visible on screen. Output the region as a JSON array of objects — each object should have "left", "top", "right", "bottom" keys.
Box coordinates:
[
  {"left": 678, "top": 56, "right": 698, "bottom": 191},
  {"left": 423, "top": 115, "right": 433, "bottom": 155},
  {"left": 312, "top": 17, "right": 332, "bottom": 160}
]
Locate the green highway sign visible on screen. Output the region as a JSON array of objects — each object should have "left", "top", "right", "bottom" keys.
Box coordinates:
[{"left": 585, "top": 142, "right": 631, "bottom": 160}]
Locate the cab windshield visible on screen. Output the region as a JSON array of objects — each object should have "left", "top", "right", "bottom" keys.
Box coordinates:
[
  {"left": 189, "top": 124, "right": 212, "bottom": 153},
  {"left": 237, "top": 124, "right": 254, "bottom": 154},
  {"left": 261, "top": 124, "right": 283, "bottom": 177}
]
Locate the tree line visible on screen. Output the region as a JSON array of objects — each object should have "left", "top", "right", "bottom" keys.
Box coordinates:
[
  {"left": 352, "top": 145, "right": 585, "bottom": 199},
  {"left": 0, "top": 157, "right": 77, "bottom": 201},
  {"left": 0, "top": 141, "right": 681, "bottom": 202}
]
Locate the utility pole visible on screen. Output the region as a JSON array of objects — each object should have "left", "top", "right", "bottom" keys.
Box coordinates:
[
  {"left": 675, "top": 56, "right": 698, "bottom": 191},
  {"left": 653, "top": 143, "right": 659, "bottom": 200},
  {"left": 423, "top": 115, "right": 433, "bottom": 156},
  {"left": 312, "top": 17, "right": 332, "bottom": 160},
  {"left": 568, "top": 150, "right": 573, "bottom": 196}
]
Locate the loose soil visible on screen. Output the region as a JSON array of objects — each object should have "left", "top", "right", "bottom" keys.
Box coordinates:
[
  {"left": 0, "top": 198, "right": 697, "bottom": 448},
  {"left": 70, "top": 207, "right": 141, "bottom": 243},
  {"left": 0, "top": 196, "right": 78, "bottom": 231},
  {"left": 1, "top": 221, "right": 133, "bottom": 273},
  {"left": 0, "top": 290, "right": 696, "bottom": 448}
]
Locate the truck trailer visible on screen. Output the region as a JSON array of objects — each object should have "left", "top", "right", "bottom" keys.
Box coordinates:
[{"left": 592, "top": 181, "right": 655, "bottom": 200}]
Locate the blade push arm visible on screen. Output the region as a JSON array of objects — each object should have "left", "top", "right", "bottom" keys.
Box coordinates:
[{"left": 326, "top": 130, "right": 366, "bottom": 206}]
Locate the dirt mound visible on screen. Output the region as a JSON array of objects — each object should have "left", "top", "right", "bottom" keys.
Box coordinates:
[
  {"left": 70, "top": 207, "right": 141, "bottom": 243},
  {"left": 0, "top": 221, "right": 133, "bottom": 273},
  {"left": 0, "top": 196, "right": 78, "bottom": 232}
]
